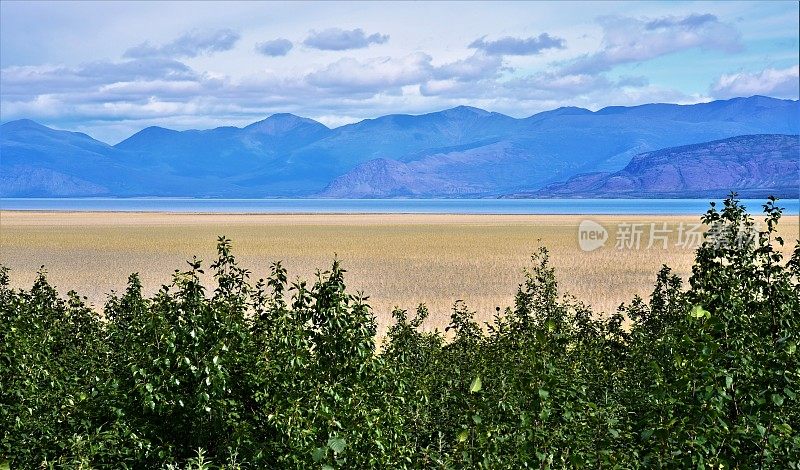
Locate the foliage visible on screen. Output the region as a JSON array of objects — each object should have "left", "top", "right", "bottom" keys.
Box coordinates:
[{"left": 1, "top": 196, "right": 798, "bottom": 468}]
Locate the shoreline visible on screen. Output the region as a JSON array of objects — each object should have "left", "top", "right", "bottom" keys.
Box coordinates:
[
  {"left": 1, "top": 209, "right": 718, "bottom": 215},
  {"left": 4, "top": 197, "right": 796, "bottom": 218},
  {"left": 0, "top": 211, "right": 704, "bottom": 227}
]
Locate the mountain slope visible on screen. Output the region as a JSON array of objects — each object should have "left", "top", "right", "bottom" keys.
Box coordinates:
[
  {"left": 115, "top": 114, "right": 332, "bottom": 178},
  {"left": 289, "top": 106, "right": 520, "bottom": 168},
  {"left": 510, "top": 135, "right": 799, "bottom": 198},
  {"left": 1, "top": 116, "right": 335, "bottom": 197},
  {"left": 0, "top": 119, "right": 141, "bottom": 196},
  {"left": 318, "top": 140, "right": 559, "bottom": 197}
]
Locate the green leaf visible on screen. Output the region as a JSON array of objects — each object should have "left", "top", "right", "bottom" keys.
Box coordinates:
[
  {"left": 470, "top": 376, "right": 482, "bottom": 393},
  {"left": 457, "top": 429, "right": 469, "bottom": 442},
  {"left": 775, "top": 423, "right": 793, "bottom": 434},
  {"left": 772, "top": 394, "right": 785, "bottom": 406},
  {"left": 690, "top": 305, "right": 710, "bottom": 318},
  {"left": 312, "top": 447, "right": 326, "bottom": 462},
  {"left": 472, "top": 414, "right": 482, "bottom": 425},
  {"left": 327, "top": 437, "right": 346, "bottom": 454},
  {"left": 538, "top": 389, "right": 549, "bottom": 400}
]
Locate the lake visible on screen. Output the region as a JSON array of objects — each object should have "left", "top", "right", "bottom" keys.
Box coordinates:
[{"left": 1, "top": 198, "right": 797, "bottom": 215}]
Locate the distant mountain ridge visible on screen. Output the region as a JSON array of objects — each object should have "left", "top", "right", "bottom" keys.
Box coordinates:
[
  {"left": 505, "top": 134, "right": 799, "bottom": 199},
  {"left": 1, "top": 96, "right": 798, "bottom": 198}
]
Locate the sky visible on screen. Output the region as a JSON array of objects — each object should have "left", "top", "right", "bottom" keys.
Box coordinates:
[{"left": 1, "top": 0, "right": 798, "bottom": 143}]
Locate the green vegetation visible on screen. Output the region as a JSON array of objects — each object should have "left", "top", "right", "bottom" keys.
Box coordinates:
[{"left": 1, "top": 196, "right": 798, "bottom": 468}]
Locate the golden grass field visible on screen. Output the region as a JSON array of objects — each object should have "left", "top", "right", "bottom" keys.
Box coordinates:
[{"left": 1, "top": 211, "right": 798, "bottom": 333}]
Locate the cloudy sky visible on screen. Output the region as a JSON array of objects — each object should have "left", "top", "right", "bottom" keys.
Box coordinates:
[{"left": 1, "top": 0, "right": 798, "bottom": 143}]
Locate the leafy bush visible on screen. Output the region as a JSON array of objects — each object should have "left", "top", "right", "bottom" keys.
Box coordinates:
[{"left": 1, "top": 196, "right": 798, "bottom": 468}]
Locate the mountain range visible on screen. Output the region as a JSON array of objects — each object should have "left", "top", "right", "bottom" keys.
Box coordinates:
[{"left": 1, "top": 96, "right": 798, "bottom": 198}]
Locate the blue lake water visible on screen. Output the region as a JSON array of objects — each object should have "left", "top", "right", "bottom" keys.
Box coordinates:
[{"left": 1, "top": 198, "right": 797, "bottom": 215}]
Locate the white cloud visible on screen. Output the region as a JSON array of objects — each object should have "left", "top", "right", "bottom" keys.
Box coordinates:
[
  {"left": 304, "top": 50, "right": 507, "bottom": 96},
  {"left": 420, "top": 71, "right": 657, "bottom": 103},
  {"left": 468, "top": 33, "right": 565, "bottom": 56},
  {"left": 0, "top": 59, "right": 198, "bottom": 99},
  {"left": 303, "top": 28, "right": 389, "bottom": 51},
  {"left": 562, "top": 13, "right": 742, "bottom": 74},
  {"left": 433, "top": 52, "right": 504, "bottom": 82},
  {"left": 124, "top": 29, "right": 240, "bottom": 59},
  {"left": 711, "top": 65, "right": 799, "bottom": 99},
  {"left": 255, "top": 39, "right": 293, "bottom": 57},
  {"left": 306, "top": 53, "right": 433, "bottom": 92}
]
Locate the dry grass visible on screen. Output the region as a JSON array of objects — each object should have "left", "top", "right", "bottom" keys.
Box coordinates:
[{"left": 1, "top": 211, "right": 797, "bottom": 334}]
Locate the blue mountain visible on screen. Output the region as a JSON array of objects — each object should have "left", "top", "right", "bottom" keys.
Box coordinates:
[
  {"left": 0, "top": 119, "right": 141, "bottom": 196},
  {"left": 0, "top": 119, "right": 236, "bottom": 197},
  {"left": 505, "top": 134, "right": 799, "bottom": 199},
  {"left": 1, "top": 96, "right": 798, "bottom": 197}
]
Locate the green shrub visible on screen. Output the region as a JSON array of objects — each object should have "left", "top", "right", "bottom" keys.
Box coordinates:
[{"left": 1, "top": 195, "right": 797, "bottom": 468}]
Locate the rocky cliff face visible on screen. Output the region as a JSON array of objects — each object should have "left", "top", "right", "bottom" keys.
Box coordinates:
[
  {"left": 317, "top": 158, "right": 490, "bottom": 198},
  {"left": 512, "top": 135, "right": 799, "bottom": 198}
]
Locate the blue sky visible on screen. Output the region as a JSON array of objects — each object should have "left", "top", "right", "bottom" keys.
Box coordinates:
[{"left": 1, "top": 0, "right": 797, "bottom": 143}]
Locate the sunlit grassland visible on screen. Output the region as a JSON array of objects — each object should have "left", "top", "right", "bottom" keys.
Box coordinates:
[{"left": 1, "top": 210, "right": 797, "bottom": 333}]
